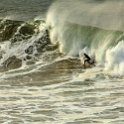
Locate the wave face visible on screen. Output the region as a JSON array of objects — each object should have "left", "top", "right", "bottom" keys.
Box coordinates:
[{"left": 46, "top": 21, "right": 123, "bottom": 60}]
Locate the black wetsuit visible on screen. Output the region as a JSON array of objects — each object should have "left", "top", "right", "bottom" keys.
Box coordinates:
[{"left": 84, "top": 53, "right": 94, "bottom": 65}]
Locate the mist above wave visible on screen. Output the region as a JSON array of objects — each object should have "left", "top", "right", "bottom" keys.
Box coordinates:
[{"left": 47, "top": 0, "right": 124, "bottom": 31}]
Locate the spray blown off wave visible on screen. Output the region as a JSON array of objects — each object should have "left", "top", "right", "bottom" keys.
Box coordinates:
[{"left": 46, "top": 0, "right": 124, "bottom": 75}]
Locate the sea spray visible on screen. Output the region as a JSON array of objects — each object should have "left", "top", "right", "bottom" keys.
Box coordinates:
[{"left": 105, "top": 41, "right": 124, "bottom": 76}]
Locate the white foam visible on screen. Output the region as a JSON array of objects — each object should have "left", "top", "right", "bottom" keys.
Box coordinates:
[{"left": 105, "top": 41, "right": 124, "bottom": 76}]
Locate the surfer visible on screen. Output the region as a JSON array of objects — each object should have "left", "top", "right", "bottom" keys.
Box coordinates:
[{"left": 81, "top": 53, "right": 95, "bottom": 68}]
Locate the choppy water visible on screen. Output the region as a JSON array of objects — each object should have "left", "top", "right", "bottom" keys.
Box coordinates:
[
  {"left": 0, "top": 63, "right": 124, "bottom": 124},
  {"left": 0, "top": 0, "right": 124, "bottom": 124}
]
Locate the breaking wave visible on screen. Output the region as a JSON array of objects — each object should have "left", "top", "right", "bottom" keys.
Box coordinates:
[
  {"left": 46, "top": 0, "right": 124, "bottom": 75},
  {"left": 0, "top": 0, "right": 124, "bottom": 76},
  {"left": 0, "top": 19, "right": 59, "bottom": 73}
]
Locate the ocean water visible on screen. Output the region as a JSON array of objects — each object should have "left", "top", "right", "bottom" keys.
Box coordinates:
[{"left": 0, "top": 0, "right": 124, "bottom": 124}]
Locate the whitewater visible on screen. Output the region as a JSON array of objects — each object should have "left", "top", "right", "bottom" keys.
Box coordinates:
[{"left": 0, "top": 0, "right": 124, "bottom": 124}]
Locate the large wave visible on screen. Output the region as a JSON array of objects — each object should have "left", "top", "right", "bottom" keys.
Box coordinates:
[
  {"left": 46, "top": 0, "right": 124, "bottom": 75},
  {"left": 0, "top": 0, "right": 124, "bottom": 76}
]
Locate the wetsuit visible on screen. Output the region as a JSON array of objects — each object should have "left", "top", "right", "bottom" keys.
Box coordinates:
[{"left": 83, "top": 53, "right": 94, "bottom": 65}]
